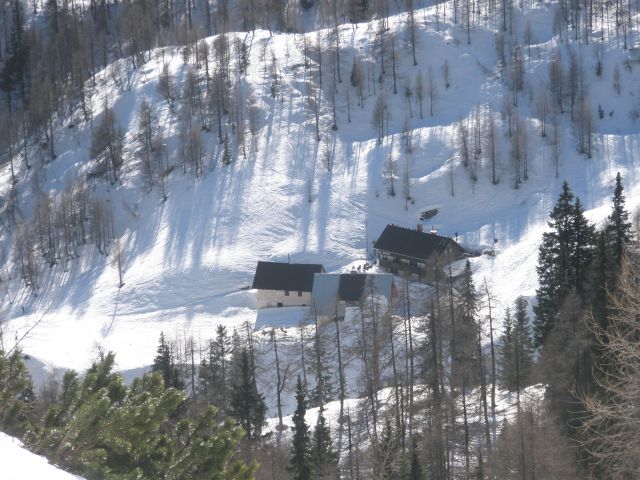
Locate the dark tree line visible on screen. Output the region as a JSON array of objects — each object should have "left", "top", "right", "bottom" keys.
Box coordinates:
[{"left": 532, "top": 174, "right": 634, "bottom": 477}]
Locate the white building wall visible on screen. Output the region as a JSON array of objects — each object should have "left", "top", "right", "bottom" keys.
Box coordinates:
[{"left": 256, "top": 289, "right": 313, "bottom": 309}]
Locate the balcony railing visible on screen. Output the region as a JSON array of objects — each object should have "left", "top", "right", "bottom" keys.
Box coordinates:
[{"left": 378, "top": 257, "right": 427, "bottom": 276}]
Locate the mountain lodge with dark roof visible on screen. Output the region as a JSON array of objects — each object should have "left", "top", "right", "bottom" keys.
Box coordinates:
[
  {"left": 252, "top": 261, "right": 325, "bottom": 308},
  {"left": 374, "top": 224, "right": 464, "bottom": 281}
]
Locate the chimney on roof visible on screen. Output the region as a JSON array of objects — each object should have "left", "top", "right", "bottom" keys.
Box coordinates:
[
  {"left": 430, "top": 226, "right": 437, "bottom": 235},
  {"left": 416, "top": 224, "right": 423, "bottom": 232}
]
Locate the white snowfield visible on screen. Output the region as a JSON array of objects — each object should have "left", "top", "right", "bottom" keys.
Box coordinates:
[
  {"left": 0, "top": 0, "right": 639, "bottom": 413},
  {"left": 0, "top": 433, "right": 85, "bottom": 480}
]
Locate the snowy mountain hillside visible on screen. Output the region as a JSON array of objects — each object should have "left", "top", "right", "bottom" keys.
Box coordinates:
[
  {"left": 0, "top": 433, "right": 85, "bottom": 480},
  {"left": 4, "top": 0, "right": 640, "bottom": 477},
  {"left": 1, "top": 0, "right": 640, "bottom": 389}
]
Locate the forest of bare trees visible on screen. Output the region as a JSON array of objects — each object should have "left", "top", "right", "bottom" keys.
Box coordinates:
[
  {"left": 7, "top": 172, "right": 635, "bottom": 479},
  {"left": 1, "top": 0, "right": 640, "bottom": 477}
]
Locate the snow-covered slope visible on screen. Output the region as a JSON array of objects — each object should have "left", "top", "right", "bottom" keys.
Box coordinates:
[
  {"left": 0, "top": 433, "right": 85, "bottom": 480},
  {"left": 2, "top": 2, "right": 640, "bottom": 395}
]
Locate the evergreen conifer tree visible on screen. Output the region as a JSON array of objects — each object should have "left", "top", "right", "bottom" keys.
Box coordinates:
[
  {"left": 198, "top": 343, "right": 217, "bottom": 404},
  {"left": 153, "top": 333, "right": 168, "bottom": 379},
  {"left": 572, "top": 197, "right": 595, "bottom": 294},
  {"left": 310, "top": 326, "right": 334, "bottom": 408},
  {"left": 198, "top": 325, "right": 231, "bottom": 413},
  {"left": 498, "top": 308, "right": 515, "bottom": 388},
  {"left": 34, "top": 352, "right": 254, "bottom": 479},
  {"left": 535, "top": 182, "right": 576, "bottom": 344},
  {"left": 0, "top": 336, "right": 35, "bottom": 437},
  {"left": 289, "top": 376, "right": 312, "bottom": 480},
  {"left": 499, "top": 299, "right": 534, "bottom": 391},
  {"left": 459, "top": 260, "right": 479, "bottom": 325},
  {"left": 534, "top": 182, "right": 595, "bottom": 345},
  {"left": 513, "top": 297, "right": 534, "bottom": 383},
  {"left": 311, "top": 411, "right": 339, "bottom": 479},
  {"left": 455, "top": 260, "right": 481, "bottom": 385},
  {"left": 41, "top": 370, "right": 80, "bottom": 429},
  {"left": 230, "top": 348, "right": 266, "bottom": 440},
  {"left": 606, "top": 172, "right": 632, "bottom": 267},
  {"left": 152, "top": 332, "right": 184, "bottom": 390},
  {"left": 590, "top": 231, "right": 616, "bottom": 341}
]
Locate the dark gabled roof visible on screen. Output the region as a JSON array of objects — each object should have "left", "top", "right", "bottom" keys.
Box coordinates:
[
  {"left": 374, "top": 224, "right": 460, "bottom": 260},
  {"left": 338, "top": 274, "right": 367, "bottom": 302},
  {"left": 252, "top": 261, "right": 324, "bottom": 292}
]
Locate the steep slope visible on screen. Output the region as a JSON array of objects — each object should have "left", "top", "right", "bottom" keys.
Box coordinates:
[
  {"left": 0, "top": 433, "right": 85, "bottom": 480},
  {"left": 1, "top": 1, "right": 640, "bottom": 386}
]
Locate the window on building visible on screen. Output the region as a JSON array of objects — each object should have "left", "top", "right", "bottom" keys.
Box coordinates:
[
  {"left": 298, "top": 291, "right": 302, "bottom": 296},
  {"left": 285, "top": 290, "right": 290, "bottom": 296}
]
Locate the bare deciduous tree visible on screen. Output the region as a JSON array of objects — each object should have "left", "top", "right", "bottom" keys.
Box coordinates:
[{"left": 582, "top": 257, "right": 640, "bottom": 479}]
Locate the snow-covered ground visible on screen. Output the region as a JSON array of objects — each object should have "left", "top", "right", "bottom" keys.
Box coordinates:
[
  {"left": 1, "top": 1, "right": 639, "bottom": 419},
  {"left": 0, "top": 433, "right": 85, "bottom": 480},
  {"left": 264, "top": 382, "right": 547, "bottom": 444}
]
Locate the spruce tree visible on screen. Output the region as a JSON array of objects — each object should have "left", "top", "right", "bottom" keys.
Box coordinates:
[
  {"left": 198, "top": 343, "right": 217, "bottom": 405},
  {"left": 498, "top": 308, "right": 515, "bottom": 388},
  {"left": 311, "top": 411, "right": 339, "bottom": 479},
  {"left": 590, "top": 231, "right": 615, "bottom": 340},
  {"left": 152, "top": 332, "right": 184, "bottom": 390},
  {"left": 534, "top": 182, "right": 595, "bottom": 345},
  {"left": 606, "top": 172, "right": 632, "bottom": 267},
  {"left": 0, "top": 336, "right": 35, "bottom": 437},
  {"left": 229, "top": 348, "right": 266, "bottom": 440},
  {"left": 572, "top": 197, "right": 595, "bottom": 295},
  {"left": 535, "top": 182, "right": 575, "bottom": 344},
  {"left": 459, "top": 260, "right": 479, "bottom": 324},
  {"left": 152, "top": 335, "right": 167, "bottom": 383},
  {"left": 199, "top": 325, "right": 231, "bottom": 413},
  {"left": 310, "top": 322, "right": 334, "bottom": 408},
  {"left": 289, "top": 376, "right": 311, "bottom": 480},
  {"left": 499, "top": 299, "right": 534, "bottom": 391},
  {"left": 455, "top": 260, "right": 480, "bottom": 385},
  {"left": 513, "top": 297, "right": 534, "bottom": 384}
]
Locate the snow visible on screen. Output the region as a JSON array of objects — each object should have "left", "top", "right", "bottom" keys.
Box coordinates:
[
  {"left": 0, "top": 433, "right": 85, "bottom": 480},
  {"left": 1, "top": 0, "right": 640, "bottom": 420},
  {"left": 254, "top": 306, "right": 311, "bottom": 331},
  {"left": 263, "top": 382, "right": 547, "bottom": 446}
]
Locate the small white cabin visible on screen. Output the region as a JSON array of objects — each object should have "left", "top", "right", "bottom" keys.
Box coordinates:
[{"left": 252, "top": 261, "right": 325, "bottom": 309}]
